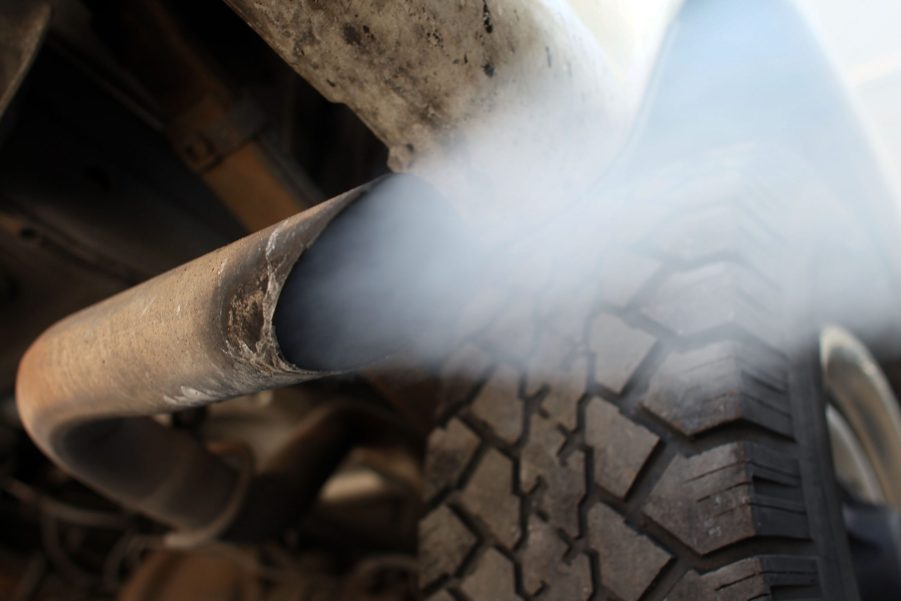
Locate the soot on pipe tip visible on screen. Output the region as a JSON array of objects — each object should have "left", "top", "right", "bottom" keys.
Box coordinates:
[{"left": 274, "top": 174, "right": 476, "bottom": 372}]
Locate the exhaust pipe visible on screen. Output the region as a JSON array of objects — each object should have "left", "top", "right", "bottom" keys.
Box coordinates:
[{"left": 15, "top": 175, "right": 463, "bottom": 543}]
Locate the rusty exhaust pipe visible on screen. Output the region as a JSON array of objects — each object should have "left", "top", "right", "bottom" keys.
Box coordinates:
[{"left": 15, "top": 175, "right": 465, "bottom": 544}]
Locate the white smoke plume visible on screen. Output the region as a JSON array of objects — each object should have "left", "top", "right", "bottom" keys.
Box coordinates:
[{"left": 280, "top": 0, "right": 901, "bottom": 385}]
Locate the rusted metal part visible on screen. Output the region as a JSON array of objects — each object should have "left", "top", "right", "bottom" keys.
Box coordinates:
[
  {"left": 222, "top": 0, "right": 612, "bottom": 170},
  {"left": 201, "top": 140, "right": 318, "bottom": 232},
  {"left": 0, "top": 0, "right": 51, "bottom": 122},
  {"left": 14, "top": 180, "right": 381, "bottom": 538},
  {"left": 92, "top": 0, "right": 321, "bottom": 230},
  {"left": 222, "top": 0, "right": 680, "bottom": 222}
]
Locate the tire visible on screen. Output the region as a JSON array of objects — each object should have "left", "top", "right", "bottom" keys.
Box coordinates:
[{"left": 416, "top": 149, "right": 860, "bottom": 601}]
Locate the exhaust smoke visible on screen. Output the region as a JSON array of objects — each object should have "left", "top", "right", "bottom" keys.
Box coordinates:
[{"left": 277, "top": 0, "right": 901, "bottom": 383}]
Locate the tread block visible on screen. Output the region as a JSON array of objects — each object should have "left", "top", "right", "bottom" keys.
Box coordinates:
[
  {"left": 585, "top": 396, "right": 660, "bottom": 498},
  {"left": 646, "top": 204, "right": 775, "bottom": 266},
  {"left": 641, "top": 342, "right": 793, "bottom": 437},
  {"left": 521, "top": 414, "right": 585, "bottom": 538},
  {"left": 632, "top": 149, "right": 760, "bottom": 219},
  {"left": 420, "top": 506, "right": 479, "bottom": 588},
  {"left": 588, "top": 504, "right": 672, "bottom": 601},
  {"left": 460, "top": 548, "right": 522, "bottom": 601},
  {"left": 521, "top": 515, "right": 592, "bottom": 601},
  {"left": 644, "top": 443, "right": 808, "bottom": 555},
  {"left": 424, "top": 418, "right": 481, "bottom": 501},
  {"left": 460, "top": 448, "right": 522, "bottom": 549},
  {"left": 541, "top": 355, "right": 590, "bottom": 431},
  {"left": 469, "top": 365, "right": 524, "bottom": 445},
  {"left": 525, "top": 330, "right": 587, "bottom": 430},
  {"left": 525, "top": 329, "right": 574, "bottom": 397},
  {"left": 665, "top": 555, "right": 820, "bottom": 601},
  {"left": 589, "top": 312, "right": 656, "bottom": 394},
  {"left": 640, "top": 262, "right": 782, "bottom": 347}
]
